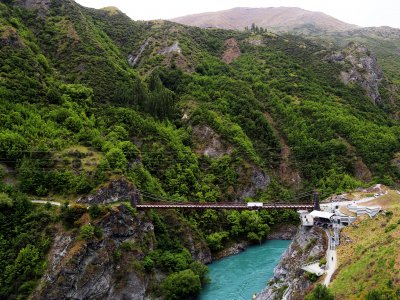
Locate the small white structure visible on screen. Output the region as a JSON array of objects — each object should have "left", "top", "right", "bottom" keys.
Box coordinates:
[
  {"left": 309, "top": 210, "right": 334, "bottom": 220},
  {"left": 247, "top": 202, "right": 263, "bottom": 207},
  {"left": 298, "top": 210, "right": 335, "bottom": 227},
  {"left": 298, "top": 210, "right": 314, "bottom": 226}
]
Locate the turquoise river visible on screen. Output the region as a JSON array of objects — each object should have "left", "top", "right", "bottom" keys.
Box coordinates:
[{"left": 199, "top": 240, "right": 291, "bottom": 300}]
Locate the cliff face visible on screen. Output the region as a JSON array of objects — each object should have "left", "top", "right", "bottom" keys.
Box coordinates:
[
  {"left": 77, "top": 179, "right": 140, "bottom": 205},
  {"left": 14, "top": 0, "right": 51, "bottom": 9},
  {"left": 32, "top": 180, "right": 211, "bottom": 299},
  {"left": 328, "top": 42, "right": 384, "bottom": 105},
  {"left": 32, "top": 206, "right": 153, "bottom": 300},
  {"left": 256, "top": 226, "right": 327, "bottom": 300},
  {"left": 33, "top": 204, "right": 212, "bottom": 300}
]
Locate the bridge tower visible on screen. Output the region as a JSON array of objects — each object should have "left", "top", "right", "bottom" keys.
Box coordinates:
[
  {"left": 130, "top": 190, "right": 140, "bottom": 208},
  {"left": 313, "top": 190, "right": 320, "bottom": 211}
]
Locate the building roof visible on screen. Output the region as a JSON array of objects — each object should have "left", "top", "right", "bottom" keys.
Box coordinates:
[{"left": 309, "top": 210, "right": 334, "bottom": 219}]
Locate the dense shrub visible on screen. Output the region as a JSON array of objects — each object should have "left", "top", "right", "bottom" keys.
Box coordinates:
[
  {"left": 80, "top": 224, "right": 95, "bottom": 240},
  {"left": 161, "top": 269, "right": 201, "bottom": 300},
  {"left": 106, "top": 148, "right": 128, "bottom": 171}
]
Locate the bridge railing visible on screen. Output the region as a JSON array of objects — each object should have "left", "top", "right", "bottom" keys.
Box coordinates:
[{"left": 135, "top": 201, "right": 314, "bottom": 210}]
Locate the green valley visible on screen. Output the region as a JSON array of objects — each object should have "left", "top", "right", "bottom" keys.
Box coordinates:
[{"left": 0, "top": 0, "right": 400, "bottom": 299}]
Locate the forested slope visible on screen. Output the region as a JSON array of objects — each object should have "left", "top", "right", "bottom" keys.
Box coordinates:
[{"left": 1, "top": 0, "right": 400, "bottom": 298}]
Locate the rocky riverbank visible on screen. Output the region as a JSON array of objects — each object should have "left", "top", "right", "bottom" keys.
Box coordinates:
[
  {"left": 267, "top": 224, "right": 298, "bottom": 240},
  {"left": 212, "top": 241, "right": 250, "bottom": 260},
  {"left": 213, "top": 224, "right": 298, "bottom": 260},
  {"left": 256, "top": 226, "right": 327, "bottom": 300}
]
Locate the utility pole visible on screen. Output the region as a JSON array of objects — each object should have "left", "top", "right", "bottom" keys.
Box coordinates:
[{"left": 313, "top": 190, "right": 320, "bottom": 211}]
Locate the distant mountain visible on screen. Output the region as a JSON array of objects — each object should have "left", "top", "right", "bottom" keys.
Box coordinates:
[
  {"left": 171, "top": 7, "right": 359, "bottom": 33},
  {"left": 171, "top": 7, "right": 400, "bottom": 84}
]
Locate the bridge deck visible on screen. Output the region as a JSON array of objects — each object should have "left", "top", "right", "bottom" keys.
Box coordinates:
[{"left": 136, "top": 202, "right": 314, "bottom": 210}]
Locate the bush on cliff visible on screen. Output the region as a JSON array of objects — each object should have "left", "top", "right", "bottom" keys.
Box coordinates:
[
  {"left": 161, "top": 269, "right": 201, "bottom": 300},
  {"left": 80, "top": 224, "right": 95, "bottom": 240}
]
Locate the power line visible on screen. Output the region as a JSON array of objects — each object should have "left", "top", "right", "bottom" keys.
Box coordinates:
[
  {"left": 0, "top": 142, "right": 352, "bottom": 155},
  {"left": 0, "top": 151, "right": 352, "bottom": 163}
]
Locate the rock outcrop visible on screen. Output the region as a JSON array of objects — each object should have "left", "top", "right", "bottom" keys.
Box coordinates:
[
  {"left": 128, "top": 39, "right": 149, "bottom": 67},
  {"left": 15, "top": 0, "right": 51, "bottom": 9},
  {"left": 33, "top": 204, "right": 212, "bottom": 299},
  {"left": 192, "top": 125, "right": 232, "bottom": 158},
  {"left": 267, "top": 224, "right": 298, "bottom": 240},
  {"left": 256, "top": 226, "right": 327, "bottom": 300},
  {"left": 191, "top": 125, "right": 270, "bottom": 199},
  {"left": 32, "top": 206, "right": 154, "bottom": 300},
  {"left": 235, "top": 164, "right": 270, "bottom": 200},
  {"left": 158, "top": 41, "right": 181, "bottom": 55},
  {"left": 213, "top": 225, "right": 298, "bottom": 260},
  {"left": 222, "top": 38, "right": 241, "bottom": 64},
  {"left": 14, "top": 0, "right": 52, "bottom": 17},
  {"left": 185, "top": 232, "right": 212, "bottom": 264},
  {"left": 213, "top": 241, "right": 250, "bottom": 260},
  {"left": 77, "top": 178, "right": 140, "bottom": 205},
  {"left": 0, "top": 26, "right": 24, "bottom": 48},
  {"left": 328, "top": 42, "right": 384, "bottom": 105}
]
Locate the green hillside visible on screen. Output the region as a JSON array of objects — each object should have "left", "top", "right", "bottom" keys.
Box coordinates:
[
  {"left": 330, "top": 191, "right": 400, "bottom": 299},
  {"left": 1, "top": 0, "right": 400, "bottom": 298}
]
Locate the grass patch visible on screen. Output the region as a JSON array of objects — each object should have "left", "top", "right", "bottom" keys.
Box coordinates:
[
  {"left": 330, "top": 190, "right": 400, "bottom": 299},
  {"left": 54, "top": 145, "right": 104, "bottom": 172},
  {"left": 362, "top": 190, "right": 400, "bottom": 208}
]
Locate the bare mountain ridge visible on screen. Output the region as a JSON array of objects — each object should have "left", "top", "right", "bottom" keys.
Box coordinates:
[{"left": 171, "top": 7, "right": 359, "bottom": 32}]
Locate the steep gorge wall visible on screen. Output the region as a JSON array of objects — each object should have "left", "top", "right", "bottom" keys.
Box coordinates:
[
  {"left": 32, "top": 204, "right": 212, "bottom": 300},
  {"left": 32, "top": 206, "right": 154, "bottom": 300},
  {"left": 256, "top": 226, "right": 327, "bottom": 300}
]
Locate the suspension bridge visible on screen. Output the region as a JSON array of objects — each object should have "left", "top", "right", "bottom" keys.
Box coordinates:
[
  {"left": 135, "top": 202, "right": 315, "bottom": 210},
  {"left": 131, "top": 191, "right": 320, "bottom": 211}
]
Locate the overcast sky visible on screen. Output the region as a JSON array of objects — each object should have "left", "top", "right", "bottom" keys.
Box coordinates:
[{"left": 74, "top": 0, "right": 399, "bottom": 28}]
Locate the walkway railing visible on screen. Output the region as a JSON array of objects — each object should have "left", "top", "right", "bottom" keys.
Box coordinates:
[{"left": 136, "top": 202, "right": 314, "bottom": 210}]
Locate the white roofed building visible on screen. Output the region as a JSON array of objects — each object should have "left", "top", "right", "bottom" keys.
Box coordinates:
[{"left": 309, "top": 210, "right": 334, "bottom": 220}]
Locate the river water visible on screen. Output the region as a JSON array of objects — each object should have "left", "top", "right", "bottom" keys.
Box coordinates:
[{"left": 199, "top": 240, "right": 291, "bottom": 300}]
